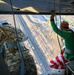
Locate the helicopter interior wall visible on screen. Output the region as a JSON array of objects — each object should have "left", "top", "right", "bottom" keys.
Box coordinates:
[{"left": 0, "top": 0, "right": 74, "bottom": 15}]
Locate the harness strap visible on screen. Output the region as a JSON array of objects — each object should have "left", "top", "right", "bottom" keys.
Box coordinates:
[
  {"left": 6, "top": 42, "right": 17, "bottom": 49},
  {"left": 65, "top": 48, "right": 74, "bottom": 54}
]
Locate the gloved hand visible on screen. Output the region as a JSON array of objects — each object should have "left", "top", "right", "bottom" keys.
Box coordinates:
[{"left": 50, "top": 10, "right": 56, "bottom": 19}]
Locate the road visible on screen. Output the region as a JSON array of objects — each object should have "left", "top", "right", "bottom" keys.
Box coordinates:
[{"left": 15, "top": 15, "right": 51, "bottom": 74}]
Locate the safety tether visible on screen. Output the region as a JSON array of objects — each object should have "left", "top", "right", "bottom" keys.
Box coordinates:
[
  {"left": 9, "top": 0, "right": 25, "bottom": 75},
  {"left": 53, "top": 0, "right": 62, "bottom": 53}
]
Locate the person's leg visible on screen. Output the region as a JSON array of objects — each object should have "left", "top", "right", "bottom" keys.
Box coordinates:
[
  {"left": 0, "top": 57, "right": 10, "bottom": 75},
  {"left": 49, "top": 53, "right": 68, "bottom": 69}
]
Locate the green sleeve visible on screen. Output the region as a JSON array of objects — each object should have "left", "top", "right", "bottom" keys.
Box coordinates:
[{"left": 50, "top": 19, "right": 70, "bottom": 39}]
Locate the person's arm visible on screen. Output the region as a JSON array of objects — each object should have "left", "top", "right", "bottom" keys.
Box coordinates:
[
  {"left": 50, "top": 10, "right": 68, "bottom": 38},
  {"left": 50, "top": 10, "right": 62, "bottom": 35}
]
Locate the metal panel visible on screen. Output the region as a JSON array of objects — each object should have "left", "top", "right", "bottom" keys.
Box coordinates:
[{"left": 0, "top": 0, "right": 74, "bottom": 14}]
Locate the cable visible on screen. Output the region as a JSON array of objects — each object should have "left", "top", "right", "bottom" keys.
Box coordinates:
[
  {"left": 59, "top": 0, "right": 65, "bottom": 53},
  {"left": 53, "top": 0, "right": 62, "bottom": 53},
  {"left": 59, "top": 0, "right": 64, "bottom": 47},
  {"left": 9, "top": 0, "right": 25, "bottom": 75}
]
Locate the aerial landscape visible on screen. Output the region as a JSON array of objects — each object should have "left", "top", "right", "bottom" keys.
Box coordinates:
[{"left": 0, "top": 15, "right": 74, "bottom": 75}]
